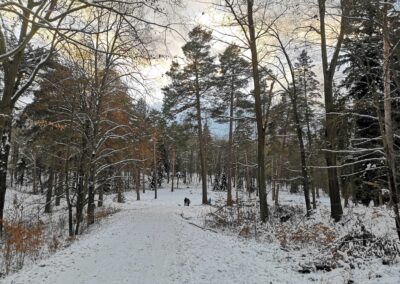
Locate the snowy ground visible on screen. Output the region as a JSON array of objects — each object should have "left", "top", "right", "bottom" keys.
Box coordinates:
[{"left": 4, "top": 186, "right": 400, "bottom": 284}]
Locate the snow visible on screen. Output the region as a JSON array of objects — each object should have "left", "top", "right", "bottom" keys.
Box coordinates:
[{"left": 4, "top": 186, "right": 400, "bottom": 284}]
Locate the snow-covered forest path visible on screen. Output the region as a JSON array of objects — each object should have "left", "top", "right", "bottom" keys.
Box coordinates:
[{"left": 6, "top": 189, "right": 317, "bottom": 284}]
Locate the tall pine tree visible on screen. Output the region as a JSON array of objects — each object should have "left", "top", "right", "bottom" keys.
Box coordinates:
[
  {"left": 163, "top": 26, "right": 217, "bottom": 204},
  {"left": 212, "top": 45, "right": 250, "bottom": 205}
]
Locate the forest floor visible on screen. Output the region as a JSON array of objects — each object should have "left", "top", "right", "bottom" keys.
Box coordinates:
[{"left": 4, "top": 185, "right": 400, "bottom": 284}]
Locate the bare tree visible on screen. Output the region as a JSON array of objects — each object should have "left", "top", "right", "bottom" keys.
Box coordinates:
[
  {"left": 221, "top": 0, "right": 283, "bottom": 221},
  {"left": 316, "top": 0, "right": 351, "bottom": 222},
  {"left": 0, "top": 0, "right": 177, "bottom": 233}
]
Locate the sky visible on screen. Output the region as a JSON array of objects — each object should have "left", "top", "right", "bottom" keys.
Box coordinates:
[
  {"left": 141, "top": 0, "right": 223, "bottom": 108},
  {"left": 141, "top": 0, "right": 323, "bottom": 107},
  {"left": 139, "top": 0, "right": 318, "bottom": 138},
  {"left": 139, "top": 0, "right": 231, "bottom": 137},
  {"left": 139, "top": 0, "right": 333, "bottom": 138}
]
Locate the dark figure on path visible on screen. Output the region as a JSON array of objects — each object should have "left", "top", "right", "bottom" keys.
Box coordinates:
[{"left": 184, "top": 198, "right": 190, "bottom": 206}]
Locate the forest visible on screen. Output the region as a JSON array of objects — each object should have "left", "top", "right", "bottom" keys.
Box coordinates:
[{"left": 0, "top": 0, "right": 400, "bottom": 283}]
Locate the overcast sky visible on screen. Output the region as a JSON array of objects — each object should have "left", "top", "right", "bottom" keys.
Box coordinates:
[
  {"left": 141, "top": 0, "right": 230, "bottom": 108},
  {"left": 138, "top": 0, "right": 344, "bottom": 137}
]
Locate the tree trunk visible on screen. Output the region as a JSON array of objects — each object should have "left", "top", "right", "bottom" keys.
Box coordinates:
[
  {"left": 142, "top": 168, "right": 145, "bottom": 193},
  {"left": 98, "top": 184, "right": 104, "bottom": 207},
  {"left": 117, "top": 177, "right": 124, "bottom": 203},
  {"left": 275, "top": 184, "right": 280, "bottom": 207},
  {"left": 75, "top": 128, "right": 89, "bottom": 235},
  {"left": 304, "top": 76, "right": 317, "bottom": 210},
  {"left": 0, "top": 119, "right": 11, "bottom": 234},
  {"left": 9, "top": 143, "right": 18, "bottom": 188},
  {"left": 65, "top": 161, "right": 74, "bottom": 237},
  {"left": 136, "top": 167, "right": 140, "bottom": 201},
  {"left": 153, "top": 137, "right": 158, "bottom": 200},
  {"left": 55, "top": 172, "right": 61, "bottom": 206},
  {"left": 195, "top": 66, "right": 208, "bottom": 204},
  {"left": 271, "top": 158, "right": 276, "bottom": 201},
  {"left": 324, "top": 81, "right": 343, "bottom": 221},
  {"left": 75, "top": 167, "right": 85, "bottom": 235},
  {"left": 32, "top": 158, "right": 38, "bottom": 194},
  {"left": 381, "top": 4, "right": 400, "bottom": 240},
  {"left": 44, "top": 167, "right": 54, "bottom": 213},
  {"left": 247, "top": 0, "right": 268, "bottom": 221},
  {"left": 243, "top": 153, "right": 249, "bottom": 198},
  {"left": 171, "top": 148, "right": 176, "bottom": 192},
  {"left": 87, "top": 158, "right": 95, "bottom": 225},
  {"left": 318, "top": 0, "right": 346, "bottom": 222},
  {"left": 226, "top": 83, "right": 234, "bottom": 206}
]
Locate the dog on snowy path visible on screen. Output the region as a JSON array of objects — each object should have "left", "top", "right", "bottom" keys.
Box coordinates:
[{"left": 184, "top": 197, "right": 190, "bottom": 206}]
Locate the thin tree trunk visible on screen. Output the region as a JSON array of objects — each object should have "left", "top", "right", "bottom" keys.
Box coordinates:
[
  {"left": 44, "top": 167, "right": 54, "bottom": 213},
  {"left": 55, "top": 172, "right": 61, "bottom": 206},
  {"left": 75, "top": 127, "right": 89, "bottom": 235},
  {"left": 98, "top": 184, "right": 104, "bottom": 207},
  {"left": 304, "top": 75, "right": 317, "bottom": 210},
  {"left": 195, "top": 67, "right": 208, "bottom": 204},
  {"left": 65, "top": 160, "right": 74, "bottom": 237},
  {"left": 245, "top": 152, "right": 250, "bottom": 197},
  {"left": 87, "top": 156, "right": 95, "bottom": 225},
  {"left": 226, "top": 82, "right": 234, "bottom": 206},
  {"left": 75, "top": 168, "right": 85, "bottom": 235},
  {"left": 275, "top": 184, "right": 280, "bottom": 207},
  {"left": 153, "top": 136, "right": 157, "bottom": 199},
  {"left": 142, "top": 168, "right": 145, "bottom": 193},
  {"left": 33, "top": 158, "right": 38, "bottom": 194},
  {"left": 117, "top": 176, "right": 124, "bottom": 203},
  {"left": 272, "top": 158, "right": 276, "bottom": 201},
  {"left": 171, "top": 148, "right": 176, "bottom": 192},
  {"left": 136, "top": 167, "right": 140, "bottom": 201}
]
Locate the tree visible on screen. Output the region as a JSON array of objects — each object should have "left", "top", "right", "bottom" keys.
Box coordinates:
[
  {"left": 317, "top": 0, "right": 351, "bottom": 222},
  {"left": 213, "top": 44, "right": 250, "bottom": 205},
  {"left": 380, "top": 1, "right": 400, "bottom": 240},
  {"left": 0, "top": 0, "right": 174, "bottom": 233},
  {"left": 339, "top": 0, "right": 385, "bottom": 206},
  {"left": 163, "top": 26, "right": 217, "bottom": 204},
  {"left": 266, "top": 27, "right": 312, "bottom": 215},
  {"left": 294, "top": 50, "right": 322, "bottom": 209},
  {"left": 222, "top": 0, "right": 279, "bottom": 221}
]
